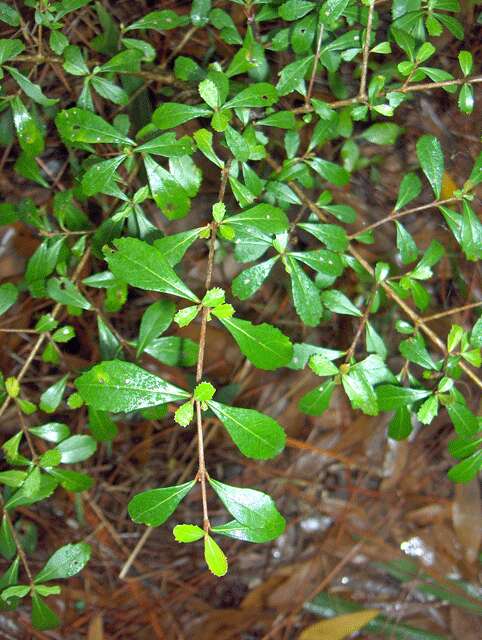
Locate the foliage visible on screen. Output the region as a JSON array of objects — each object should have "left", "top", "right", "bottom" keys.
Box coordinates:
[{"left": 0, "top": 0, "right": 480, "bottom": 631}]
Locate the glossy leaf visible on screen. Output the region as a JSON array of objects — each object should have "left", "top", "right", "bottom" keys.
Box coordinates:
[{"left": 128, "top": 480, "right": 195, "bottom": 526}]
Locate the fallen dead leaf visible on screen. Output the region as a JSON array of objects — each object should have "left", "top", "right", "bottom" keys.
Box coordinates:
[{"left": 298, "top": 609, "right": 379, "bottom": 640}]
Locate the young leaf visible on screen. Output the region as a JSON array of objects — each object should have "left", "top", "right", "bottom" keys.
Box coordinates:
[
  {"left": 128, "top": 480, "right": 195, "bottom": 526},
  {"left": 416, "top": 135, "right": 444, "bottom": 199},
  {"left": 105, "top": 237, "right": 199, "bottom": 302},
  {"left": 75, "top": 360, "right": 190, "bottom": 412},
  {"left": 218, "top": 316, "right": 293, "bottom": 370},
  {"left": 173, "top": 524, "right": 204, "bottom": 542},
  {"left": 209, "top": 478, "right": 285, "bottom": 538},
  {"left": 208, "top": 401, "right": 286, "bottom": 460},
  {"left": 204, "top": 535, "right": 228, "bottom": 577},
  {"left": 34, "top": 543, "right": 91, "bottom": 583}
]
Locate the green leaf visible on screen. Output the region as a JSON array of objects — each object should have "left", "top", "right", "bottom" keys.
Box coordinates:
[
  {"left": 193, "top": 128, "right": 224, "bottom": 168},
  {"left": 174, "top": 401, "right": 194, "bottom": 427},
  {"left": 208, "top": 401, "right": 286, "bottom": 460},
  {"left": 448, "top": 451, "right": 482, "bottom": 484},
  {"left": 62, "top": 45, "right": 89, "bottom": 75},
  {"left": 75, "top": 359, "right": 190, "bottom": 412},
  {"left": 447, "top": 402, "right": 479, "bottom": 439},
  {"left": 417, "top": 395, "right": 439, "bottom": 425},
  {"left": 31, "top": 593, "right": 60, "bottom": 631},
  {"left": 6, "top": 66, "right": 58, "bottom": 107},
  {"left": 204, "top": 535, "right": 228, "bottom": 577},
  {"left": 360, "top": 123, "right": 403, "bottom": 146},
  {"left": 341, "top": 369, "right": 378, "bottom": 416},
  {"left": 460, "top": 201, "right": 482, "bottom": 261},
  {"left": 144, "top": 154, "right": 190, "bottom": 220},
  {"left": 46, "top": 278, "right": 91, "bottom": 310},
  {"left": 194, "top": 382, "right": 216, "bottom": 402},
  {"left": 91, "top": 76, "right": 128, "bottom": 105},
  {"left": 0, "top": 3, "right": 20, "bottom": 27},
  {"left": 395, "top": 222, "right": 418, "bottom": 265},
  {"left": 309, "top": 158, "right": 350, "bottom": 186},
  {"left": 144, "top": 336, "right": 199, "bottom": 367},
  {"left": 376, "top": 385, "right": 431, "bottom": 410},
  {"left": 105, "top": 237, "right": 198, "bottom": 302},
  {"left": 290, "top": 249, "right": 344, "bottom": 277},
  {"left": 394, "top": 173, "right": 422, "bottom": 211},
  {"left": 388, "top": 406, "right": 413, "bottom": 440},
  {"left": 212, "top": 520, "right": 282, "bottom": 543},
  {"left": 154, "top": 228, "right": 201, "bottom": 266},
  {"left": 1, "top": 585, "right": 30, "bottom": 601},
  {"left": 128, "top": 480, "right": 195, "bottom": 526},
  {"left": 11, "top": 96, "right": 44, "bottom": 156},
  {"left": 232, "top": 257, "right": 278, "bottom": 300},
  {"left": 34, "top": 542, "right": 91, "bottom": 583},
  {"left": 416, "top": 135, "right": 444, "bottom": 199},
  {"left": 321, "top": 290, "right": 361, "bottom": 317},
  {"left": 209, "top": 478, "right": 285, "bottom": 538},
  {"left": 298, "top": 380, "right": 335, "bottom": 416},
  {"left": 55, "top": 108, "right": 134, "bottom": 145},
  {"left": 56, "top": 435, "right": 97, "bottom": 463},
  {"left": 286, "top": 256, "right": 323, "bottom": 327},
  {"left": 173, "top": 524, "right": 204, "bottom": 542},
  {"left": 39, "top": 375, "right": 68, "bottom": 414},
  {"left": 297, "top": 223, "right": 348, "bottom": 252},
  {"left": 0, "top": 283, "right": 18, "bottom": 316},
  {"left": 219, "top": 316, "right": 293, "bottom": 370},
  {"left": 365, "top": 322, "right": 388, "bottom": 358},
  {"left": 0, "top": 39, "right": 24, "bottom": 65},
  {"left": 136, "top": 132, "right": 194, "bottom": 157},
  {"left": 399, "top": 336, "right": 439, "bottom": 371},
  {"left": 29, "top": 422, "right": 70, "bottom": 443},
  {"left": 136, "top": 299, "right": 175, "bottom": 356},
  {"left": 225, "top": 203, "right": 289, "bottom": 235},
  {"left": 276, "top": 55, "right": 314, "bottom": 96},
  {"left": 224, "top": 82, "right": 278, "bottom": 109},
  {"left": 309, "top": 354, "right": 339, "bottom": 377},
  {"left": 126, "top": 10, "right": 189, "bottom": 31},
  {"left": 88, "top": 409, "right": 118, "bottom": 442},
  {"left": 152, "top": 103, "right": 212, "bottom": 130}
]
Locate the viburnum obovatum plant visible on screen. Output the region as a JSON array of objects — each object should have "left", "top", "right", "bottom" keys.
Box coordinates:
[{"left": 0, "top": 0, "right": 480, "bottom": 630}]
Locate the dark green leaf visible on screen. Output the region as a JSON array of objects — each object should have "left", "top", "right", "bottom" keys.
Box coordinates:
[
  {"left": 137, "top": 299, "right": 175, "bottom": 355},
  {"left": 416, "top": 135, "right": 444, "bottom": 199},
  {"left": 152, "top": 103, "right": 212, "bottom": 130},
  {"left": 55, "top": 108, "right": 134, "bottom": 145}
]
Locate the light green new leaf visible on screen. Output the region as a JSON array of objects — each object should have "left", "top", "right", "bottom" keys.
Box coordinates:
[
  {"left": 321, "top": 290, "right": 361, "bottom": 317},
  {"left": 219, "top": 316, "right": 293, "bottom": 370},
  {"left": 173, "top": 524, "right": 204, "bottom": 542},
  {"left": 225, "top": 203, "right": 289, "bottom": 235},
  {"left": 34, "top": 543, "right": 91, "bottom": 583},
  {"left": 75, "top": 359, "right": 190, "bottom": 412},
  {"left": 128, "top": 480, "right": 195, "bottom": 526},
  {"left": 152, "top": 102, "right": 213, "bottom": 130},
  {"left": 394, "top": 173, "right": 422, "bottom": 211},
  {"left": 376, "top": 385, "right": 431, "bottom": 411},
  {"left": 105, "top": 237, "right": 199, "bottom": 301},
  {"left": 224, "top": 82, "right": 278, "bottom": 109},
  {"left": 136, "top": 299, "right": 175, "bottom": 356},
  {"left": 208, "top": 401, "right": 286, "bottom": 460},
  {"left": 232, "top": 257, "right": 278, "bottom": 300},
  {"left": 416, "top": 135, "right": 444, "bottom": 198},
  {"left": 0, "top": 283, "right": 18, "bottom": 316},
  {"left": 209, "top": 478, "right": 285, "bottom": 538},
  {"left": 204, "top": 535, "right": 228, "bottom": 577},
  {"left": 55, "top": 108, "right": 134, "bottom": 145},
  {"left": 309, "top": 354, "right": 338, "bottom": 377},
  {"left": 287, "top": 256, "right": 323, "bottom": 327}
]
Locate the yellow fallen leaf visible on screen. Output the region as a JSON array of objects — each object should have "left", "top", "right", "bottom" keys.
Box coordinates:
[
  {"left": 299, "top": 609, "right": 379, "bottom": 640},
  {"left": 441, "top": 172, "right": 458, "bottom": 199}
]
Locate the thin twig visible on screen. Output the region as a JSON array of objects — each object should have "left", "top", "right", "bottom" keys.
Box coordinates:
[{"left": 358, "top": 0, "right": 375, "bottom": 101}]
